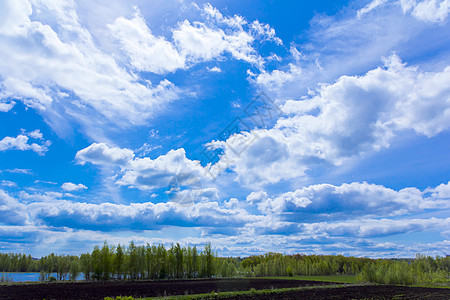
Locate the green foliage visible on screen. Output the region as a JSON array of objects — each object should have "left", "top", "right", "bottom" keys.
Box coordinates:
[
  {"left": 1, "top": 243, "right": 448, "bottom": 286},
  {"left": 0, "top": 253, "right": 39, "bottom": 272},
  {"left": 356, "top": 255, "right": 450, "bottom": 285}
]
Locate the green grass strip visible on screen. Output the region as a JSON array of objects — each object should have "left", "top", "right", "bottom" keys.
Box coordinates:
[{"left": 141, "top": 283, "right": 364, "bottom": 300}]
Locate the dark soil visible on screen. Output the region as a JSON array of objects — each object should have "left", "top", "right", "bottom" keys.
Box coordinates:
[
  {"left": 0, "top": 279, "right": 448, "bottom": 300},
  {"left": 217, "top": 284, "right": 450, "bottom": 300},
  {"left": 0, "top": 278, "right": 335, "bottom": 300}
]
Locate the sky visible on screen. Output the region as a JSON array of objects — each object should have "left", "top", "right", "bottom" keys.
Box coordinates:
[{"left": 0, "top": 0, "right": 449, "bottom": 258}]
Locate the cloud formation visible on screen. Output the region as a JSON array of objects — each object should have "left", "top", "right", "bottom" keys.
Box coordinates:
[
  {"left": 1, "top": 178, "right": 449, "bottom": 256},
  {"left": 61, "top": 182, "right": 88, "bottom": 192},
  {"left": 357, "top": 0, "right": 450, "bottom": 23},
  {"left": 252, "top": 181, "right": 450, "bottom": 220},
  {"left": 0, "top": 0, "right": 448, "bottom": 258},
  {"left": 0, "top": 130, "right": 51, "bottom": 155},
  {"left": 0, "top": 0, "right": 178, "bottom": 139},
  {"left": 212, "top": 55, "right": 450, "bottom": 186},
  {"left": 76, "top": 143, "right": 208, "bottom": 191}
]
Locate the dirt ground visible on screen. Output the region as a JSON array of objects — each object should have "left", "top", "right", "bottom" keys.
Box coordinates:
[
  {"left": 217, "top": 284, "right": 450, "bottom": 300},
  {"left": 0, "top": 278, "right": 335, "bottom": 300},
  {"left": 0, "top": 278, "right": 448, "bottom": 300}
]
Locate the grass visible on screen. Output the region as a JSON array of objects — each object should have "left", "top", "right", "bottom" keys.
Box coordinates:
[
  {"left": 138, "top": 283, "right": 356, "bottom": 300},
  {"left": 258, "top": 275, "right": 358, "bottom": 284},
  {"left": 410, "top": 282, "right": 450, "bottom": 289},
  {"left": 0, "top": 275, "right": 357, "bottom": 286}
]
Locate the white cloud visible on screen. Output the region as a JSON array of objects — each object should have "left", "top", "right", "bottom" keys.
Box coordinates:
[
  {"left": 0, "top": 190, "right": 29, "bottom": 225},
  {"left": 255, "top": 0, "right": 449, "bottom": 106},
  {"left": 202, "top": 3, "right": 246, "bottom": 29},
  {"left": 207, "top": 66, "right": 222, "bottom": 72},
  {"left": 75, "top": 143, "right": 135, "bottom": 168},
  {"left": 27, "top": 129, "right": 43, "bottom": 140},
  {"left": 34, "top": 180, "right": 57, "bottom": 185},
  {"left": 0, "top": 180, "right": 16, "bottom": 187},
  {"left": 255, "top": 181, "right": 450, "bottom": 219},
  {"left": 76, "top": 143, "right": 208, "bottom": 191},
  {"left": 212, "top": 55, "right": 450, "bottom": 185},
  {"left": 0, "top": 131, "right": 51, "bottom": 155},
  {"left": 0, "top": 101, "right": 15, "bottom": 112},
  {"left": 401, "top": 0, "right": 450, "bottom": 22},
  {"left": 357, "top": 0, "right": 389, "bottom": 18},
  {"left": 61, "top": 182, "right": 88, "bottom": 192},
  {"left": 0, "top": 221, "right": 447, "bottom": 257},
  {"left": 0, "top": 0, "right": 32, "bottom": 36},
  {"left": 299, "top": 217, "right": 450, "bottom": 238},
  {"left": 108, "top": 9, "right": 185, "bottom": 74},
  {"left": 289, "top": 46, "right": 305, "bottom": 61},
  {"left": 0, "top": 1, "right": 286, "bottom": 141},
  {"left": 24, "top": 196, "right": 257, "bottom": 231},
  {"left": 250, "top": 20, "right": 283, "bottom": 45},
  {"left": 246, "top": 191, "right": 268, "bottom": 205},
  {"left": 359, "top": 0, "right": 450, "bottom": 22},
  {"left": 135, "top": 143, "right": 162, "bottom": 157},
  {"left": 173, "top": 20, "right": 261, "bottom": 67},
  {"left": 117, "top": 148, "right": 207, "bottom": 191},
  {"left": 0, "top": 168, "right": 32, "bottom": 175},
  {"left": 106, "top": 3, "right": 278, "bottom": 77},
  {"left": 254, "top": 63, "right": 302, "bottom": 89},
  {"left": 0, "top": 0, "right": 179, "bottom": 139},
  {"left": 1, "top": 178, "right": 449, "bottom": 257}
]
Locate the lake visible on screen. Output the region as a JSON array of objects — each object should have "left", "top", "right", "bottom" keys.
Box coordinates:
[{"left": 1, "top": 272, "right": 84, "bottom": 282}]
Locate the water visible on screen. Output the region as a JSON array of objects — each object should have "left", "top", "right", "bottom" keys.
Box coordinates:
[{"left": 1, "top": 272, "right": 84, "bottom": 282}]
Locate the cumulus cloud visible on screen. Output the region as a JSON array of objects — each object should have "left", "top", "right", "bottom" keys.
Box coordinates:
[
  {"left": 12, "top": 181, "right": 449, "bottom": 236},
  {"left": 207, "top": 66, "right": 222, "bottom": 72},
  {"left": 173, "top": 3, "right": 280, "bottom": 68},
  {"left": 0, "top": 1, "right": 285, "bottom": 141},
  {"left": 118, "top": 148, "right": 208, "bottom": 191},
  {"left": 108, "top": 9, "right": 185, "bottom": 74},
  {"left": 212, "top": 55, "right": 450, "bottom": 185},
  {"left": 299, "top": 217, "right": 450, "bottom": 238},
  {"left": 61, "top": 182, "right": 88, "bottom": 192},
  {"left": 0, "top": 130, "right": 51, "bottom": 155},
  {"left": 400, "top": 0, "right": 449, "bottom": 22},
  {"left": 0, "top": 0, "right": 179, "bottom": 139},
  {"left": 4, "top": 189, "right": 256, "bottom": 232},
  {"left": 76, "top": 143, "right": 135, "bottom": 168},
  {"left": 1, "top": 178, "right": 449, "bottom": 257},
  {"left": 253, "top": 63, "right": 302, "bottom": 89},
  {"left": 246, "top": 191, "right": 268, "bottom": 205},
  {"left": 255, "top": 181, "right": 450, "bottom": 220},
  {"left": 107, "top": 3, "right": 281, "bottom": 77},
  {"left": 0, "top": 190, "right": 29, "bottom": 225},
  {"left": 173, "top": 19, "right": 261, "bottom": 67},
  {"left": 76, "top": 143, "right": 208, "bottom": 191}
]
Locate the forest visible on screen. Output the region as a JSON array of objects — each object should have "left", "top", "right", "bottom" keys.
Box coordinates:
[{"left": 1, "top": 242, "right": 449, "bottom": 285}]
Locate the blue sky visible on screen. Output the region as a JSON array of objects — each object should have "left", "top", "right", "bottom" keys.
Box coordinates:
[{"left": 0, "top": 0, "right": 449, "bottom": 258}]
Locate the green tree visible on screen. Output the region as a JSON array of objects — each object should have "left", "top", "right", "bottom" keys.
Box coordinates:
[
  {"left": 80, "top": 253, "right": 92, "bottom": 280},
  {"left": 115, "top": 244, "right": 125, "bottom": 279}
]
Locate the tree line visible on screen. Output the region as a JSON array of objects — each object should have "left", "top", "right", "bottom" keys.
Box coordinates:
[{"left": 1, "top": 242, "right": 449, "bottom": 285}]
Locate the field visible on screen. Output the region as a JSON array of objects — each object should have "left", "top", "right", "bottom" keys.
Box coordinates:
[{"left": 0, "top": 277, "right": 449, "bottom": 300}]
